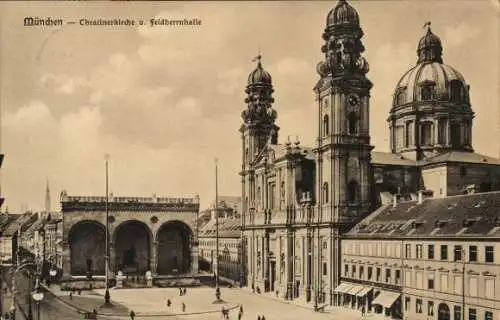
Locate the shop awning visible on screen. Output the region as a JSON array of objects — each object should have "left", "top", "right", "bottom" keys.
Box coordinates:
[
  {"left": 334, "top": 282, "right": 353, "bottom": 294},
  {"left": 372, "top": 291, "right": 401, "bottom": 308},
  {"left": 346, "top": 285, "right": 365, "bottom": 295},
  {"left": 355, "top": 286, "right": 373, "bottom": 297}
]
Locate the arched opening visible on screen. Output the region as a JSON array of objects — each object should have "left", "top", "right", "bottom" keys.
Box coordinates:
[
  {"left": 420, "top": 122, "right": 433, "bottom": 146},
  {"left": 347, "top": 180, "right": 358, "bottom": 203},
  {"left": 450, "top": 122, "right": 461, "bottom": 148},
  {"left": 323, "top": 182, "right": 329, "bottom": 203},
  {"left": 323, "top": 114, "right": 330, "bottom": 136},
  {"left": 157, "top": 221, "right": 193, "bottom": 275},
  {"left": 68, "top": 221, "right": 106, "bottom": 276},
  {"left": 347, "top": 112, "right": 358, "bottom": 135},
  {"left": 114, "top": 220, "right": 151, "bottom": 275},
  {"left": 438, "top": 303, "right": 450, "bottom": 320},
  {"left": 397, "top": 91, "right": 406, "bottom": 105}
]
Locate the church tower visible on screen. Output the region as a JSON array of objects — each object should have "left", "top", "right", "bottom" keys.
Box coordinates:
[
  {"left": 45, "top": 179, "right": 51, "bottom": 213},
  {"left": 314, "top": 0, "right": 373, "bottom": 301}
]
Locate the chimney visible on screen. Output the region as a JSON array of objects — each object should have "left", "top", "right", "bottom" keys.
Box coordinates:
[{"left": 393, "top": 194, "right": 398, "bottom": 208}]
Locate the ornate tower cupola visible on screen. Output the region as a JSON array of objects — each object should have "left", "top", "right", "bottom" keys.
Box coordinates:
[
  {"left": 241, "top": 55, "right": 279, "bottom": 166},
  {"left": 389, "top": 22, "right": 474, "bottom": 161},
  {"left": 417, "top": 22, "right": 443, "bottom": 64},
  {"left": 317, "top": 0, "right": 370, "bottom": 78}
]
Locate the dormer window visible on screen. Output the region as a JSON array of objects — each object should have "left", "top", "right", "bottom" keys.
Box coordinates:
[
  {"left": 397, "top": 91, "right": 406, "bottom": 105},
  {"left": 450, "top": 80, "right": 463, "bottom": 102},
  {"left": 421, "top": 85, "right": 433, "bottom": 101}
]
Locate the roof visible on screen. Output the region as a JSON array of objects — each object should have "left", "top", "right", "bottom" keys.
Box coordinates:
[
  {"left": 422, "top": 151, "right": 500, "bottom": 166},
  {"left": 199, "top": 218, "right": 241, "bottom": 238},
  {"left": 0, "top": 214, "right": 21, "bottom": 236},
  {"left": 371, "top": 151, "right": 417, "bottom": 167},
  {"left": 347, "top": 191, "right": 500, "bottom": 238}
]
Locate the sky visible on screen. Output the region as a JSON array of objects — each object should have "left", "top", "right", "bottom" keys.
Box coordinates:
[{"left": 0, "top": 0, "right": 498, "bottom": 213}]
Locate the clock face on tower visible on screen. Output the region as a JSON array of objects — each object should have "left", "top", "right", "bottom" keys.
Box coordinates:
[{"left": 348, "top": 94, "right": 360, "bottom": 106}]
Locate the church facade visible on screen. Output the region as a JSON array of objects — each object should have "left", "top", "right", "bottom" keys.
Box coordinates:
[{"left": 240, "top": 0, "right": 500, "bottom": 313}]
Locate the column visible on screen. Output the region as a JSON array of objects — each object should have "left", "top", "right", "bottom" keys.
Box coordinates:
[
  {"left": 263, "top": 231, "right": 270, "bottom": 291},
  {"left": 150, "top": 241, "right": 158, "bottom": 275},
  {"left": 191, "top": 240, "right": 199, "bottom": 275},
  {"left": 61, "top": 240, "right": 71, "bottom": 280}
]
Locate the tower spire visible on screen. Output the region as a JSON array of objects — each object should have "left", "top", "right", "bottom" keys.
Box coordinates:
[{"left": 45, "top": 178, "right": 51, "bottom": 213}]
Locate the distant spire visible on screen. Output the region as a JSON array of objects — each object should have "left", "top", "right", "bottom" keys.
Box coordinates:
[
  {"left": 45, "top": 178, "right": 51, "bottom": 213},
  {"left": 252, "top": 53, "right": 263, "bottom": 68}
]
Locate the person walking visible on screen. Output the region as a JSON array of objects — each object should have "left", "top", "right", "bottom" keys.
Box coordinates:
[
  {"left": 257, "top": 316, "right": 261, "bottom": 320},
  {"left": 362, "top": 306, "right": 366, "bottom": 318},
  {"left": 129, "top": 310, "right": 135, "bottom": 320},
  {"left": 261, "top": 315, "right": 266, "bottom": 320},
  {"left": 182, "top": 302, "right": 186, "bottom": 312},
  {"left": 238, "top": 309, "right": 242, "bottom": 320},
  {"left": 167, "top": 298, "right": 171, "bottom": 307},
  {"left": 240, "top": 305, "right": 243, "bottom": 315}
]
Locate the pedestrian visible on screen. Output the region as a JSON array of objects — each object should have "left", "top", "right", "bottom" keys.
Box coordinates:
[
  {"left": 179, "top": 287, "right": 183, "bottom": 296},
  {"left": 182, "top": 302, "right": 186, "bottom": 312},
  {"left": 262, "top": 315, "right": 266, "bottom": 320},
  {"left": 167, "top": 298, "right": 171, "bottom": 307},
  {"left": 238, "top": 310, "right": 242, "bottom": 320},
  {"left": 362, "top": 306, "right": 366, "bottom": 317},
  {"left": 129, "top": 310, "right": 135, "bottom": 320},
  {"left": 240, "top": 305, "right": 243, "bottom": 314},
  {"left": 69, "top": 291, "right": 73, "bottom": 300},
  {"left": 257, "top": 316, "right": 261, "bottom": 320},
  {"left": 183, "top": 287, "right": 187, "bottom": 295}
]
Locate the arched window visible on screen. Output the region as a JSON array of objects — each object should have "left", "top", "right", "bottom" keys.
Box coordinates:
[
  {"left": 347, "top": 180, "right": 358, "bottom": 203},
  {"left": 323, "top": 182, "right": 329, "bottom": 203},
  {"left": 450, "top": 122, "right": 461, "bottom": 148},
  {"left": 348, "top": 112, "right": 358, "bottom": 135},
  {"left": 397, "top": 91, "right": 406, "bottom": 105},
  {"left": 421, "top": 85, "right": 433, "bottom": 100},
  {"left": 450, "top": 80, "right": 463, "bottom": 102},
  {"left": 323, "top": 114, "right": 329, "bottom": 136},
  {"left": 420, "top": 122, "right": 433, "bottom": 146}
]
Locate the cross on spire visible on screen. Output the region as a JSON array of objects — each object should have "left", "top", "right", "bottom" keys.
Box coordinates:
[{"left": 423, "top": 21, "right": 432, "bottom": 32}]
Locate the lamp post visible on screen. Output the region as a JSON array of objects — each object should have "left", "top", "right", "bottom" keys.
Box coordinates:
[
  {"left": 461, "top": 248, "right": 466, "bottom": 320},
  {"left": 31, "top": 279, "right": 44, "bottom": 320},
  {"left": 104, "top": 154, "right": 111, "bottom": 306},
  {"left": 213, "top": 158, "right": 223, "bottom": 303}
]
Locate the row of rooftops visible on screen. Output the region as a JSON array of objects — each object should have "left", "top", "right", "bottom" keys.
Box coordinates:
[
  {"left": 347, "top": 190, "right": 500, "bottom": 238},
  {"left": 0, "top": 211, "right": 62, "bottom": 238}
]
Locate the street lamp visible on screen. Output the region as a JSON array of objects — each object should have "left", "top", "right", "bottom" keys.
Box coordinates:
[
  {"left": 32, "top": 279, "right": 44, "bottom": 320},
  {"left": 103, "top": 154, "right": 112, "bottom": 307},
  {"left": 212, "top": 158, "right": 224, "bottom": 304}
]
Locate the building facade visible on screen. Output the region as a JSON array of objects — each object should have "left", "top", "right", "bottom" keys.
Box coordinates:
[
  {"left": 240, "top": 0, "right": 500, "bottom": 316},
  {"left": 60, "top": 191, "right": 200, "bottom": 286}
]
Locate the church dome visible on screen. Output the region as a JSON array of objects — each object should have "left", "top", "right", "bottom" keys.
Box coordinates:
[
  {"left": 394, "top": 62, "right": 469, "bottom": 106},
  {"left": 247, "top": 55, "right": 272, "bottom": 86},
  {"left": 326, "top": 0, "right": 360, "bottom": 27}
]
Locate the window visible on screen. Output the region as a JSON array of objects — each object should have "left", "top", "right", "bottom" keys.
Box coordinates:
[
  {"left": 438, "top": 119, "right": 447, "bottom": 145},
  {"left": 441, "top": 245, "right": 448, "bottom": 260},
  {"left": 405, "top": 244, "right": 411, "bottom": 258},
  {"left": 397, "top": 91, "right": 406, "bottom": 105},
  {"left": 469, "top": 308, "right": 477, "bottom": 320},
  {"left": 428, "top": 245, "right": 435, "bottom": 259},
  {"left": 420, "top": 122, "right": 433, "bottom": 146},
  {"left": 323, "top": 182, "right": 329, "bottom": 204},
  {"left": 348, "top": 112, "right": 358, "bottom": 135},
  {"left": 450, "top": 80, "right": 463, "bottom": 101},
  {"left": 416, "top": 299, "right": 423, "bottom": 314},
  {"left": 367, "top": 267, "right": 372, "bottom": 280},
  {"left": 454, "top": 306, "right": 462, "bottom": 320},
  {"left": 485, "top": 279, "right": 495, "bottom": 298},
  {"left": 323, "top": 262, "right": 327, "bottom": 276},
  {"left": 395, "top": 125, "right": 405, "bottom": 149},
  {"left": 469, "top": 278, "right": 478, "bottom": 297},
  {"left": 323, "top": 114, "right": 329, "bottom": 136},
  {"left": 485, "top": 311, "right": 493, "bottom": 320},
  {"left": 469, "top": 246, "right": 477, "bottom": 262},
  {"left": 405, "top": 121, "right": 414, "bottom": 147},
  {"left": 428, "top": 301, "right": 434, "bottom": 316},
  {"left": 454, "top": 275, "right": 463, "bottom": 295},
  {"left": 385, "top": 269, "right": 391, "bottom": 283},
  {"left": 451, "top": 122, "right": 462, "bottom": 148},
  {"left": 428, "top": 274, "right": 435, "bottom": 290},
  {"left": 454, "top": 245, "right": 463, "bottom": 261},
  {"left": 352, "top": 265, "right": 356, "bottom": 278},
  {"left": 395, "top": 270, "right": 401, "bottom": 284},
  {"left": 421, "top": 85, "right": 433, "bottom": 100},
  {"left": 405, "top": 297, "right": 410, "bottom": 312},
  {"left": 440, "top": 274, "right": 448, "bottom": 292},
  {"left": 376, "top": 268, "right": 381, "bottom": 282},
  {"left": 416, "top": 244, "right": 423, "bottom": 259},
  {"left": 485, "top": 246, "right": 494, "bottom": 263},
  {"left": 347, "top": 180, "right": 358, "bottom": 203},
  {"left": 344, "top": 264, "right": 349, "bottom": 277}
]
